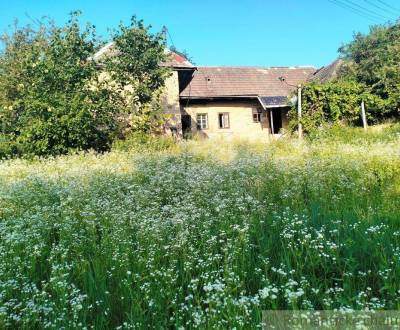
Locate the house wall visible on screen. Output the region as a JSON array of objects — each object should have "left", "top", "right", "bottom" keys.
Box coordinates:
[
  {"left": 161, "top": 71, "right": 182, "bottom": 137},
  {"left": 182, "top": 101, "right": 273, "bottom": 141},
  {"left": 97, "top": 70, "right": 183, "bottom": 137}
]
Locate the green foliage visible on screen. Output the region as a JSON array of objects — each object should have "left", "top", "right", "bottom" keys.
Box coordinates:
[
  {"left": 104, "top": 17, "right": 171, "bottom": 135},
  {"left": 0, "top": 134, "right": 399, "bottom": 328},
  {"left": 306, "top": 122, "right": 400, "bottom": 143},
  {"left": 112, "top": 132, "right": 176, "bottom": 152},
  {"left": 289, "top": 80, "right": 383, "bottom": 135},
  {"left": 289, "top": 21, "right": 400, "bottom": 135},
  {"left": 0, "top": 12, "right": 120, "bottom": 157},
  {"left": 0, "top": 13, "right": 169, "bottom": 158},
  {"left": 339, "top": 22, "right": 400, "bottom": 117}
]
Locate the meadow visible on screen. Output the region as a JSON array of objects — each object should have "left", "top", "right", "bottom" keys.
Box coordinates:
[{"left": 0, "top": 125, "right": 399, "bottom": 329}]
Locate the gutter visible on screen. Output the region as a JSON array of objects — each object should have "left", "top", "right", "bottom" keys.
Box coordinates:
[{"left": 180, "top": 95, "right": 288, "bottom": 109}]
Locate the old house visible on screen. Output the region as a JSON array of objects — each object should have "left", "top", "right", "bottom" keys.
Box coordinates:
[
  {"left": 176, "top": 66, "right": 316, "bottom": 140},
  {"left": 93, "top": 44, "right": 320, "bottom": 140}
]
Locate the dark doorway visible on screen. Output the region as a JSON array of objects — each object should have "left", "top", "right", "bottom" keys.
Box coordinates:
[
  {"left": 181, "top": 115, "right": 192, "bottom": 133},
  {"left": 272, "top": 110, "right": 282, "bottom": 134}
]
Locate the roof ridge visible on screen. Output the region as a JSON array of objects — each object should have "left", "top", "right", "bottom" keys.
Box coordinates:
[{"left": 195, "top": 65, "right": 317, "bottom": 69}]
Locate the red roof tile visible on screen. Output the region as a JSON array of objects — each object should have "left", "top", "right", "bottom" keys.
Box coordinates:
[{"left": 180, "top": 66, "right": 316, "bottom": 98}]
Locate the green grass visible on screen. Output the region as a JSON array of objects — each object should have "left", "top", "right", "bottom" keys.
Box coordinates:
[{"left": 0, "top": 125, "right": 399, "bottom": 329}]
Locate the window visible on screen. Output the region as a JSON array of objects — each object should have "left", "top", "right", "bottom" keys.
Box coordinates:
[
  {"left": 253, "top": 109, "right": 262, "bottom": 122},
  {"left": 196, "top": 113, "right": 208, "bottom": 129},
  {"left": 181, "top": 115, "right": 192, "bottom": 132},
  {"left": 253, "top": 113, "right": 261, "bottom": 122},
  {"left": 218, "top": 113, "right": 230, "bottom": 129}
]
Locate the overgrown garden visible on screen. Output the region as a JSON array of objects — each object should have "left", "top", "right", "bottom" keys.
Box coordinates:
[
  {"left": 0, "top": 12, "right": 169, "bottom": 158},
  {"left": 0, "top": 126, "right": 399, "bottom": 328},
  {"left": 290, "top": 21, "right": 400, "bottom": 134}
]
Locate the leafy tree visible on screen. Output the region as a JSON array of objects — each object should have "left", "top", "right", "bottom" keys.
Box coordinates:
[
  {"left": 103, "top": 17, "right": 170, "bottom": 134},
  {"left": 0, "top": 13, "right": 170, "bottom": 157},
  {"left": 289, "top": 21, "right": 400, "bottom": 135},
  {"left": 289, "top": 80, "right": 383, "bottom": 135},
  {"left": 0, "top": 12, "right": 120, "bottom": 157},
  {"left": 339, "top": 22, "right": 400, "bottom": 117}
]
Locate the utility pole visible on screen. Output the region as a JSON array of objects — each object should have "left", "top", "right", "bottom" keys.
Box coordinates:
[
  {"left": 361, "top": 100, "right": 368, "bottom": 131},
  {"left": 278, "top": 77, "right": 303, "bottom": 139},
  {"left": 297, "top": 84, "right": 302, "bottom": 139},
  {"left": 270, "top": 109, "right": 275, "bottom": 139}
]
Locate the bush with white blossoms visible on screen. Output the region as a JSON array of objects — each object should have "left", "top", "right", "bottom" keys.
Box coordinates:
[{"left": 0, "top": 130, "right": 399, "bottom": 329}]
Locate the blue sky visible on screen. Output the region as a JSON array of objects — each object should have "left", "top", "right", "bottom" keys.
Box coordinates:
[{"left": 1, "top": 0, "right": 399, "bottom": 68}]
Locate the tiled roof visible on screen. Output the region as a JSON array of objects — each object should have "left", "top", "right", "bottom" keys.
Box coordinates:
[
  {"left": 308, "top": 59, "right": 344, "bottom": 83},
  {"left": 180, "top": 66, "right": 316, "bottom": 98},
  {"left": 161, "top": 49, "right": 195, "bottom": 69},
  {"left": 92, "top": 44, "right": 195, "bottom": 69}
]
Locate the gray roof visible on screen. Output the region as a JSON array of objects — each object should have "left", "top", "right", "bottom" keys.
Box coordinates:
[
  {"left": 258, "top": 96, "right": 288, "bottom": 108},
  {"left": 308, "top": 59, "right": 344, "bottom": 83}
]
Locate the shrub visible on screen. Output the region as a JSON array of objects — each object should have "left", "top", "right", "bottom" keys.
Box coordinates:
[
  {"left": 306, "top": 122, "right": 400, "bottom": 143},
  {"left": 0, "top": 12, "right": 170, "bottom": 158},
  {"left": 0, "top": 12, "right": 121, "bottom": 157},
  {"left": 112, "top": 132, "right": 176, "bottom": 152},
  {"left": 288, "top": 80, "right": 385, "bottom": 135}
]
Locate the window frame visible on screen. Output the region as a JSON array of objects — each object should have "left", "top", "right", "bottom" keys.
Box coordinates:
[
  {"left": 196, "top": 113, "right": 208, "bottom": 130},
  {"left": 253, "top": 109, "right": 262, "bottom": 123},
  {"left": 218, "top": 112, "right": 230, "bottom": 129}
]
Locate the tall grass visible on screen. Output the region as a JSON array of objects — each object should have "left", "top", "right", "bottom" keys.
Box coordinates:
[{"left": 0, "top": 126, "right": 399, "bottom": 328}]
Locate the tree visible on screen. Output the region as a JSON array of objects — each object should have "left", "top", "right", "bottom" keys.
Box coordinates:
[
  {"left": 0, "top": 12, "right": 121, "bottom": 157},
  {"left": 289, "top": 21, "right": 400, "bottom": 135},
  {"left": 0, "top": 12, "right": 170, "bottom": 157},
  {"left": 103, "top": 16, "right": 171, "bottom": 134},
  {"left": 339, "top": 22, "right": 400, "bottom": 117},
  {"left": 289, "top": 80, "right": 383, "bottom": 135}
]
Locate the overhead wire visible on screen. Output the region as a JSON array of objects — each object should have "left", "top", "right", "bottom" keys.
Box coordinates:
[
  {"left": 376, "top": 0, "right": 400, "bottom": 13},
  {"left": 362, "top": 0, "right": 399, "bottom": 17},
  {"left": 340, "top": 0, "right": 391, "bottom": 20},
  {"left": 327, "top": 0, "right": 383, "bottom": 22},
  {"left": 162, "top": 26, "right": 176, "bottom": 49}
]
